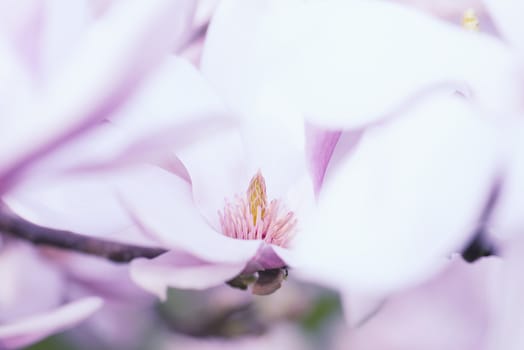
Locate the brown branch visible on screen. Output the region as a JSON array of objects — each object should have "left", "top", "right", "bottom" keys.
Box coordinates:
[{"left": 0, "top": 211, "right": 167, "bottom": 263}]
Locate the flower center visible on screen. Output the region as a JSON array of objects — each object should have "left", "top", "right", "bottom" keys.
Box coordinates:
[
  {"left": 462, "top": 8, "right": 479, "bottom": 31},
  {"left": 218, "top": 171, "right": 297, "bottom": 247}
]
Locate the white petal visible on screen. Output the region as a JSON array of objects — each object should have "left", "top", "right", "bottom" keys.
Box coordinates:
[
  {"left": 117, "top": 164, "right": 262, "bottom": 263},
  {"left": 296, "top": 94, "right": 500, "bottom": 293},
  {"left": 203, "top": 0, "right": 513, "bottom": 129},
  {"left": 110, "top": 56, "right": 234, "bottom": 145}
]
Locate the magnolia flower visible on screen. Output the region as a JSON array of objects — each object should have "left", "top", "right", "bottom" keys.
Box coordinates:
[{"left": 110, "top": 0, "right": 506, "bottom": 301}]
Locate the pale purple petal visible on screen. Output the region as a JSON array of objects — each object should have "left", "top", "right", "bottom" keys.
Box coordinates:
[
  {"left": 0, "top": 297, "right": 103, "bottom": 350},
  {"left": 490, "top": 123, "right": 524, "bottom": 241},
  {"left": 39, "top": 0, "right": 92, "bottom": 79},
  {"left": 341, "top": 292, "right": 386, "bottom": 328},
  {"left": 245, "top": 243, "right": 287, "bottom": 273},
  {"left": 483, "top": 0, "right": 524, "bottom": 52},
  {"left": 202, "top": 0, "right": 513, "bottom": 129},
  {"left": 130, "top": 250, "right": 247, "bottom": 300},
  {"left": 295, "top": 95, "right": 500, "bottom": 293},
  {"left": 0, "top": 244, "right": 63, "bottom": 322},
  {"left": 0, "top": 0, "right": 196, "bottom": 194},
  {"left": 305, "top": 124, "right": 341, "bottom": 195},
  {"left": 487, "top": 236, "right": 524, "bottom": 350},
  {"left": 339, "top": 257, "right": 500, "bottom": 350}
]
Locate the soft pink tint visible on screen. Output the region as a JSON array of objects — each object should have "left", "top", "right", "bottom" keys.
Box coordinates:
[{"left": 220, "top": 172, "right": 297, "bottom": 248}]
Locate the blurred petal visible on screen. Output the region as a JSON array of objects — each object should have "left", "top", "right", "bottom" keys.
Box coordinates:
[
  {"left": 489, "top": 123, "right": 524, "bottom": 241},
  {"left": 0, "top": 244, "right": 63, "bottom": 322},
  {"left": 110, "top": 56, "right": 234, "bottom": 144},
  {"left": 483, "top": 0, "right": 524, "bottom": 52},
  {"left": 0, "top": 0, "right": 196, "bottom": 193},
  {"left": 341, "top": 292, "right": 386, "bottom": 328},
  {"left": 0, "top": 297, "right": 103, "bottom": 350},
  {"left": 340, "top": 256, "right": 499, "bottom": 350},
  {"left": 130, "top": 250, "right": 246, "bottom": 300},
  {"left": 487, "top": 236, "right": 524, "bottom": 350},
  {"left": 203, "top": 0, "right": 513, "bottom": 129},
  {"left": 296, "top": 94, "right": 500, "bottom": 293},
  {"left": 158, "top": 324, "right": 307, "bottom": 350},
  {"left": 39, "top": 0, "right": 92, "bottom": 78}
]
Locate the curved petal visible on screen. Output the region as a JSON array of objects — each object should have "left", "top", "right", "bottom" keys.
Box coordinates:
[
  {"left": 130, "top": 250, "right": 246, "bottom": 299},
  {"left": 295, "top": 94, "right": 500, "bottom": 293},
  {"left": 117, "top": 164, "right": 262, "bottom": 263},
  {"left": 0, "top": 0, "right": 196, "bottom": 194},
  {"left": 4, "top": 168, "right": 135, "bottom": 237},
  {"left": 202, "top": 0, "right": 513, "bottom": 129},
  {"left": 109, "top": 56, "right": 235, "bottom": 145},
  {"left": 39, "top": 0, "right": 92, "bottom": 79},
  {"left": 176, "top": 128, "right": 250, "bottom": 228},
  {"left": 341, "top": 256, "right": 500, "bottom": 350},
  {"left": 305, "top": 124, "right": 342, "bottom": 195},
  {"left": 489, "top": 123, "right": 524, "bottom": 242},
  {"left": 487, "top": 236, "right": 524, "bottom": 350},
  {"left": 0, "top": 297, "right": 103, "bottom": 350},
  {"left": 483, "top": 0, "right": 524, "bottom": 52},
  {"left": 240, "top": 120, "right": 310, "bottom": 201},
  {"left": 0, "top": 244, "right": 63, "bottom": 323}
]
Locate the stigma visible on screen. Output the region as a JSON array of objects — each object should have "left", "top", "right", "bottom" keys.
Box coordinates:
[
  {"left": 219, "top": 171, "right": 297, "bottom": 247},
  {"left": 462, "top": 8, "right": 479, "bottom": 31}
]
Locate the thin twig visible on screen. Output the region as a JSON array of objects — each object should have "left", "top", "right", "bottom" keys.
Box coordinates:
[{"left": 0, "top": 211, "right": 167, "bottom": 263}]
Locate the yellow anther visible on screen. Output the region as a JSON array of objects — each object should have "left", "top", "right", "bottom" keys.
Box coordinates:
[
  {"left": 247, "top": 171, "right": 267, "bottom": 225},
  {"left": 462, "top": 8, "right": 479, "bottom": 31}
]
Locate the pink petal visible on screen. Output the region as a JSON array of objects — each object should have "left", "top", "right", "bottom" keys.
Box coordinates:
[
  {"left": 295, "top": 94, "right": 500, "bottom": 293},
  {"left": 0, "top": 297, "right": 103, "bottom": 350},
  {"left": 4, "top": 167, "right": 136, "bottom": 237},
  {"left": 305, "top": 124, "right": 342, "bottom": 195},
  {"left": 202, "top": 0, "right": 512, "bottom": 129},
  {"left": 117, "top": 164, "right": 262, "bottom": 263},
  {"left": 487, "top": 236, "right": 524, "bottom": 350},
  {"left": 130, "top": 250, "right": 247, "bottom": 300}
]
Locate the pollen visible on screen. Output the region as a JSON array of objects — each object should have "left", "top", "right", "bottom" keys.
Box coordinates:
[
  {"left": 219, "top": 172, "right": 297, "bottom": 248},
  {"left": 462, "top": 8, "right": 479, "bottom": 31}
]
